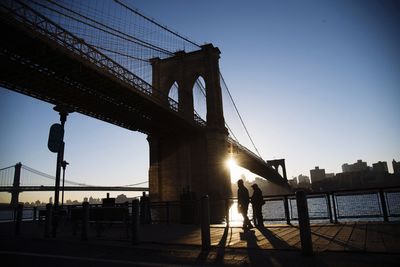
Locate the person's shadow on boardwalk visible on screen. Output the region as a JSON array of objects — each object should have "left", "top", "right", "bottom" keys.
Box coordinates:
[
  {"left": 240, "top": 228, "right": 274, "bottom": 266},
  {"left": 257, "top": 225, "right": 293, "bottom": 250}
]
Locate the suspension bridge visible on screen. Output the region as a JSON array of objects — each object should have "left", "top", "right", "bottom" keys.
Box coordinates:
[
  {"left": 0, "top": 163, "right": 149, "bottom": 205},
  {"left": 0, "top": 0, "right": 289, "bottom": 218}
]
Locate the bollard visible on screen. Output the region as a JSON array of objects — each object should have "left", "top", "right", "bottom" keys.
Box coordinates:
[
  {"left": 283, "top": 196, "right": 291, "bottom": 224},
  {"left": 81, "top": 202, "right": 89, "bottom": 241},
  {"left": 132, "top": 199, "right": 140, "bottom": 245},
  {"left": 15, "top": 204, "right": 23, "bottom": 236},
  {"left": 201, "top": 195, "right": 211, "bottom": 251},
  {"left": 33, "top": 207, "right": 37, "bottom": 222},
  {"left": 296, "top": 191, "right": 313, "bottom": 256},
  {"left": 45, "top": 203, "right": 52, "bottom": 238}
]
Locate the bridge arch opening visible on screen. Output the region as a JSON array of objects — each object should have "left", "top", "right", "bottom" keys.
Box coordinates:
[
  {"left": 192, "top": 76, "right": 207, "bottom": 121},
  {"left": 168, "top": 81, "right": 179, "bottom": 108}
]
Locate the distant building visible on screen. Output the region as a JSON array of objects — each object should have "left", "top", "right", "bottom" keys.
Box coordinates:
[
  {"left": 342, "top": 160, "right": 369, "bottom": 172},
  {"left": 288, "top": 177, "right": 298, "bottom": 188},
  {"left": 298, "top": 174, "right": 310, "bottom": 185},
  {"left": 325, "top": 173, "right": 335, "bottom": 178},
  {"left": 372, "top": 161, "right": 388, "bottom": 173},
  {"left": 393, "top": 159, "right": 400, "bottom": 175},
  {"left": 310, "top": 166, "right": 326, "bottom": 183}
]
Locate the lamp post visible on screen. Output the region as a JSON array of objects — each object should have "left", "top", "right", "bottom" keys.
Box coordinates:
[
  {"left": 61, "top": 160, "right": 69, "bottom": 207},
  {"left": 49, "top": 104, "right": 73, "bottom": 237}
]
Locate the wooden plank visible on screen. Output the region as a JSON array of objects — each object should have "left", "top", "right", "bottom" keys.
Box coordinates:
[
  {"left": 325, "top": 223, "right": 353, "bottom": 251},
  {"left": 346, "top": 222, "right": 367, "bottom": 251},
  {"left": 312, "top": 225, "right": 341, "bottom": 252},
  {"left": 365, "top": 222, "right": 386, "bottom": 253},
  {"left": 381, "top": 223, "right": 400, "bottom": 253}
]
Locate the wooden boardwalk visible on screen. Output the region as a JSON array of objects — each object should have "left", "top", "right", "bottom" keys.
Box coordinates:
[
  {"left": 139, "top": 222, "right": 400, "bottom": 253},
  {"left": 2, "top": 221, "right": 400, "bottom": 254}
]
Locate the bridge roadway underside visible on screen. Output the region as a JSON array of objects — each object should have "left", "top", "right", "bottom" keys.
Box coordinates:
[{"left": 0, "top": 15, "right": 200, "bottom": 136}]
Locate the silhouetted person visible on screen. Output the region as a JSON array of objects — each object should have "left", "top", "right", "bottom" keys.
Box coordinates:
[
  {"left": 237, "top": 179, "right": 253, "bottom": 229},
  {"left": 251, "top": 184, "right": 265, "bottom": 227}
]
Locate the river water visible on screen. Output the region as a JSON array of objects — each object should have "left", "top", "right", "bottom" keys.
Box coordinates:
[{"left": 1, "top": 191, "right": 399, "bottom": 223}]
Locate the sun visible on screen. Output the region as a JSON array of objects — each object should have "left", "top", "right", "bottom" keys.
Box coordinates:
[{"left": 226, "top": 157, "right": 237, "bottom": 169}]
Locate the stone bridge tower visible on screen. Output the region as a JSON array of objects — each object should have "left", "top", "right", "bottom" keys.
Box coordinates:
[{"left": 148, "top": 44, "right": 231, "bottom": 220}]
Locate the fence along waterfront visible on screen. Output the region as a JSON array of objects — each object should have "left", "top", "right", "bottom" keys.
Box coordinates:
[{"left": 1, "top": 186, "right": 399, "bottom": 223}]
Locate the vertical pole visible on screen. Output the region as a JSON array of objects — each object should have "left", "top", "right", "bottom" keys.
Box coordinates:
[
  {"left": 166, "top": 202, "right": 170, "bottom": 224},
  {"left": 201, "top": 195, "right": 211, "bottom": 251},
  {"left": 10, "top": 163, "right": 22, "bottom": 207},
  {"left": 45, "top": 203, "right": 52, "bottom": 238},
  {"left": 326, "top": 193, "right": 333, "bottom": 224},
  {"left": 15, "top": 203, "right": 23, "bottom": 236},
  {"left": 81, "top": 201, "right": 89, "bottom": 241},
  {"left": 283, "top": 196, "right": 291, "bottom": 224},
  {"left": 132, "top": 199, "right": 140, "bottom": 245},
  {"left": 295, "top": 191, "right": 313, "bottom": 256},
  {"left": 225, "top": 199, "right": 230, "bottom": 226},
  {"left": 379, "top": 190, "right": 389, "bottom": 222},
  {"left": 33, "top": 206, "right": 37, "bottom": 222},
  {"left": 331, "top": 193, "right": 338, "bottom": 223}
]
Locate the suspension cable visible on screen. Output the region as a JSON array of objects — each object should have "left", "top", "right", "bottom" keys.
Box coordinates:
[
  {"left": 113, "top": 0, "right": 201, "bottom": 49},
  {"left": 31, "top": 0, "right": 173, "bottom": 55},
  {"left": 220, "top": 73, "right": 262, "bottom": 158}
]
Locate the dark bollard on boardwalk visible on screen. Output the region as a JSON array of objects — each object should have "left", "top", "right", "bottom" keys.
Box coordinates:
[
  {"left": 296, "top": 191, "right": 313, "bottom": 256},
  {"left": 201, "top": 195, "right": 211, "bottom": 251},
  {"left": 132, "top": 199, "right": 140, "bottom": 245},
  {"left": 15, "top": 203, "right": 23, "bottom": 236},
  {"left": 45, "top": 203, "right": 52, "bottom": 238},
  {"left": 81, "top": 201, "right": 89, "bottom": 241}
]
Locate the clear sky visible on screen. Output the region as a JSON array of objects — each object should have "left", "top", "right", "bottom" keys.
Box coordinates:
[{"left": 0, "top": 0, "right": 399, "bottom": 203}]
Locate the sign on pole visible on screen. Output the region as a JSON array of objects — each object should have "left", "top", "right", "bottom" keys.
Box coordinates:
[{"left": 48, "top": 123, "right": 64, "bottom": 153}]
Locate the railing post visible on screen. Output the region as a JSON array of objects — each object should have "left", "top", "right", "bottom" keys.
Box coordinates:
[
  {"left": 326, "top": 193, "right": 333, "bottom": 224},
  {"left": 379, "top": 190, "right": 389, "bottom": 222},
  {"left": 331, "top": 193, "right": 338, "bottom": 223},
  {"left": 45, "top": 203, "right": 52, "bottom": 238},
  {"left": 81, "top": 202, "right": 89, "bottom": 241},
  {"left": 296, "top": 191, "right": 313, "bottom": 256},
  {"left": 132, "top": 199, "right": 140, "bottom": 245},
  {"left": 15, "top": 203, "right": 23, "bottom": 236},
  {"left": 283, "top": 196, "right": 291, "bottom": 224},
  {"left": 201, "top": 195, "right": 211, "bottom": 251},
  {"left": 225, "top": 199, "right": 230, "bottom": 226},
  {"left": 33, "top": 206, "right": 37, "bottom": 222},
  {"left": 166, "top": 202, "right": 170, "bottom": 224}
]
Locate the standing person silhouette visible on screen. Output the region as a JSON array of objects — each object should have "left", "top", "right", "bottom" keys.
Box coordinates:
[
  {"left": 251, "top": 183, "right": 265, "bottom": 227},
  {"left": 237, "top": 179, "right": 253, "bottom": 229}
]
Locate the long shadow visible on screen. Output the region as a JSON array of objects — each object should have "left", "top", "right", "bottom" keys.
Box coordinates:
[
  {"left": 240, "top": 229, "right": 273, "bottom": 266},
  {"left": 196, "top": 225, "right": 230, "bottom": 265},
  {"left": 214, "top": 225, "right": 229, "bottom": 264},
  {"left": 257, "top": 225, "right": 294, "bottom": 250}
]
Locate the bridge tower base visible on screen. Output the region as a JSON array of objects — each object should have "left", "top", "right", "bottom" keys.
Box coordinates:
[{"left": 148, "top": 44, "right": 231, "bottom": 222}]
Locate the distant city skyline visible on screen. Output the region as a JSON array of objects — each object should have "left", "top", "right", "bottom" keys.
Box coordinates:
[{"left": 1, "top": 0, "right": 399, "bottom": 203}]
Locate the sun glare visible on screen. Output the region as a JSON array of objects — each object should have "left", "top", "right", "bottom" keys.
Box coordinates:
[{"left": 226, "top": 157, "right": 237, "bottom": 169}]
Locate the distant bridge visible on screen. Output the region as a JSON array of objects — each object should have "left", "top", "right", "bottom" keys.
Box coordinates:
[
  {"left": 0, "top": 186, "right": 148, "bottom": 192},
  {"left": 0, "top": 163, "right": 148, "bottom": 206}
]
